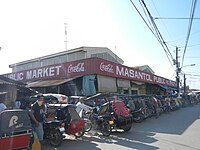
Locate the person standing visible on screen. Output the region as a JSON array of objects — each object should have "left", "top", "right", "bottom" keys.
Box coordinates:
[
  {"left": 0, "top": 93, "right": 7, "bottom": 113},
  {"left": 151, "top": 96, "right": 159, "bottom": 118},
  {"left": 0, "top": 99, "right": 7, "bottom": 113},
  {"left": 30, "top": 95, "right": 45, "bottom": 148},
  {"left": 164, "top": 96, "right": 171, "bottom": 113},
  {"left": 76, "top": 97, "right": 92, "bottom": 117}
]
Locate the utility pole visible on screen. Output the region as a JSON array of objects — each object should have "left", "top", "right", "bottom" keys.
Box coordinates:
[
  {"left": 183, "top": 74, "right": 186, "bottom": 98},
  {"left": 176, "top": 47, "right": 180, "bottom": 97}
]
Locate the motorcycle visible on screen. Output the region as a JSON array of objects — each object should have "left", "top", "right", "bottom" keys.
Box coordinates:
[
  {"left": 85, "top": 93, "right": 133, "bottom": 134},
  {"left": 83, "top": 108, "right": 112, "bottom": 137},
  {"left": 46, "top": 104, "right": 85, "bottom": 138},
  {"left": 43, "top": 120, "right": 65, "bottom": 147},
  {"left": 127, "top": 99, "right": 145, "bottom": 123}
]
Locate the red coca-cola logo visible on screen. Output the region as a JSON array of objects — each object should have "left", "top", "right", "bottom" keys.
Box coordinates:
[
  {"left": 68, "top": 63, "right": 85, "bottom": 73},
  {"left": 100, "top": 62, "right": 114, "bottom": 73}
]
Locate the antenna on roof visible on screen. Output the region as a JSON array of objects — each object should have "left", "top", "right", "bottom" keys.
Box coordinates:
[
  {"left": 64, "top": 23, "right": 67, "bottom": 51},
  {"left": 115, "top": 45, "right": 117, "bottom": 62}
]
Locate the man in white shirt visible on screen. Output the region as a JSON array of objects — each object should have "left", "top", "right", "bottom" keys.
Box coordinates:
[{"left": 76, "top": 97, "right": 91, "bottom": 117}]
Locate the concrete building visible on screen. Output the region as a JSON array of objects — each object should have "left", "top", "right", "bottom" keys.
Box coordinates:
[{"left": 5, "top": 46, "right": 176, "bottom": 96}]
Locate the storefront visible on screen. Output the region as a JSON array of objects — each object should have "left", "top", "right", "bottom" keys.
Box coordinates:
[
  {"left": 0, "top": 75, "right": 35, "bottom": 107},
  {"left": 4, "top": 57, "right": 176, "bottom": 96}
]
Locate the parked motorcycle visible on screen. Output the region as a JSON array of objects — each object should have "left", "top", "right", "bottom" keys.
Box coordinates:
[
  {"left": 43, "top": 120, "right": 65, "bottom": 147},
  {"left": 83, "top": 108, "right": 112, "bottom": 136},
  {"left": 127, "top": 99, "right": 145, "bottom": 123}
]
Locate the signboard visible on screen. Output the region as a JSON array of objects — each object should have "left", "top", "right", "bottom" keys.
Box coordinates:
[{"left": 4, "top": 57, "right": 176, "bottom": 87}]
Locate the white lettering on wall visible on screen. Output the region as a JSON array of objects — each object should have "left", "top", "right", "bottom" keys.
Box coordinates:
[
  {"left": 116, "top": 66, "right": 153, "bottom": 82},
  {"left": 154, "top": 76, "right": 165, "bottom": 84},
  {"left": 26, "top": 65, "right": 62, "bottom": 80},
  {"left": 67, "top": 63, "right": 85, "bottom": 73},
  {"left": 6, "top": 73, "right": 24, "bottom": 81},
  {"left": 100, "top": 62, "right": 114, "bottom": 73}
]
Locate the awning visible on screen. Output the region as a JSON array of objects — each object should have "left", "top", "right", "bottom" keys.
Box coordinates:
[
  {"left": 26, "top": 77, "right": 79, "bottom": 88},
  {"left": 159, "top": 85, "right": 169, "bottom": 90},
  {"left": 131, "top": 81, "right": 144, "bottom": 85},
  {"left": 169, "top": 87, "right": 177, "bottom": 91},
  {"left": 159, "top": 85, "right": 177, "bottom": 91},
  {"left": 117, "top": 78, "right": 130, "bottom": 88},
  {"left": 97, "top": 75, "right": 117, "bottom": 93}
]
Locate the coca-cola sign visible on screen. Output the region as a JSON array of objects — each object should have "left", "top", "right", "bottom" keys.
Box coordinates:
[
  {"left": 67, "top": 63, "right": 85, "bottom": 73},
  {"left": 4, "top": 57, "right": 176, "bottom": 87},
  {"left": 100, "top": 62, "right": 114, "bottom": 73}
]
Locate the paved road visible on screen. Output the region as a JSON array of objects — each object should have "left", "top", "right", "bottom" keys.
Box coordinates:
[{"left": 43, "top": 104, "right": 200, "bottom": 150}]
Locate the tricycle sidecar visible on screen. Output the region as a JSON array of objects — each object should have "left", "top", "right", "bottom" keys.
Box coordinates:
[
  {"left": 46, "top": 104, "right": 85, "bottom": 138},
  {"left": 98, "top": 100, "right": 133, "bottom": 132},
  {"left": 0, "top": 109, "right": 33, "bottom": 150}
]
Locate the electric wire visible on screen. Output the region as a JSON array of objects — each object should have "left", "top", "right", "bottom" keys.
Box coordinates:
[
  {"left": 181, "top": 0, "right": 198, "bottom": 67},
  {"left": 139, "top": 0, "right": 175, "bottom": 69},
  {"left": 130, "top": 0, "right": 174, "bottom": 70},
  {"left": 154, "top": 17, "right": 200, "bottom": 20},
  {"left": 129, "top": 0, "right": 175, "bottom": 70},
  {"left": 151, "top": 0, "right": 173, "bottom": 42}
]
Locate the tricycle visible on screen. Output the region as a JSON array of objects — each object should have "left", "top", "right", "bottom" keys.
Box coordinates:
[
  {"left": 0, "top": 109, "right": 33, "bottom": 150},
  {"left": 46, "top": 104, "right": 85, "bottom": 138},
  {"left": 86, "top": 93, "right": 133, "bottom": 133}
]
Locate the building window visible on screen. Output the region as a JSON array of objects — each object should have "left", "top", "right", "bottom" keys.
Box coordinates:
[
  {"left": 123, "top": 90, "right": 129, "bottom": 94},
  {"left": 131, "top": 90, "right": 138, "bottom": 94}
]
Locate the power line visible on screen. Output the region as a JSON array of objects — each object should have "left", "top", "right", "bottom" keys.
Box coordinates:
[
  {"left": 138, "top": 0, "right": 175, "bottom": 67},
  {"left": 181, "top": 0, "right": 198, "bottom": 67},
  {"left": 130, "top": 0, "right": 174, "bottom": 70},
  {"left": 184, "top": 73, "right": 200, "bottom": 77},
  {"left": 129, "top": 0, "right": 157, "bottom": 38},
  {"left": 151, "top": 0, "right": 173, "bottom": 43},
  {"left": 154, "top": 17, "right": 200, "bottom": 20}
]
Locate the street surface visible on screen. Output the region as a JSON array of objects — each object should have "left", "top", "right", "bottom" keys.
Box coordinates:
[{"left": 43, "top": 104, "right": 200, "bottom": 150}]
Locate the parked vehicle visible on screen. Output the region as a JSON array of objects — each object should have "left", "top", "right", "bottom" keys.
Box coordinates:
[
  {"left": 43, "top": 120, "right": 65, "bottom": 147},
  {"left": 108, "top": 100, "right": 133, "bottom": 132},
  {"left": 126, "top": 98, "right": 145, "bottom": 123},
  {"left": 83, "top": 107, "right": 112, "bottom": 136},
  {"left": 30, "top": 93, "right": 68, "bottom": 104},
  {"left": 86, "top": 93, "right": 133, "bottom": 133},
  {"left": 0, "top": 109, "right": 33, "bottom": 150},
  {"left": 46, "top": 104, "right": 85, "bottom": 138}
]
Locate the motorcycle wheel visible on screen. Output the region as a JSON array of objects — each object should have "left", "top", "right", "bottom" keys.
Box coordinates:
[
  {"left": 74, "top": 130, "right": 85, "bottom": 138},
  {"left": 84, "top": 119, "right": 92, "bottom": 132},
  {"left": 101, "top": 122, "right": 111, "bottom": 137},
  {"left": 121, "top": 124, "right": 132, "bottom": 132},
  {"left": 133, "top": 117, "right": 143, "bottom": 123},
  {"left": 48, "top": 129, "right": 63, "bottom": 147}
]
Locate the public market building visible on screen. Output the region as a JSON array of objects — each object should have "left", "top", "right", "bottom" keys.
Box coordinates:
[{"left": 5, "top": 47, "right": 176, "bottom": 96}]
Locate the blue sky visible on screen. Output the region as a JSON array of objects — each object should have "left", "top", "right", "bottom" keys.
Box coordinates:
[{"left": 0, "top": 0, "right": 199, "bottom": 89}]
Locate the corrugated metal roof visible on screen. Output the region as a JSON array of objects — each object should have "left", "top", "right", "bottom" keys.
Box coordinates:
[{"left": 0, "top": 75, "right": 25, "bottom": 86}]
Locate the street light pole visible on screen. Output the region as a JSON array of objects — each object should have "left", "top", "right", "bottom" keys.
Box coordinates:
[{"left": 181, "top": 64, "right": 195, "bottom": 100}]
